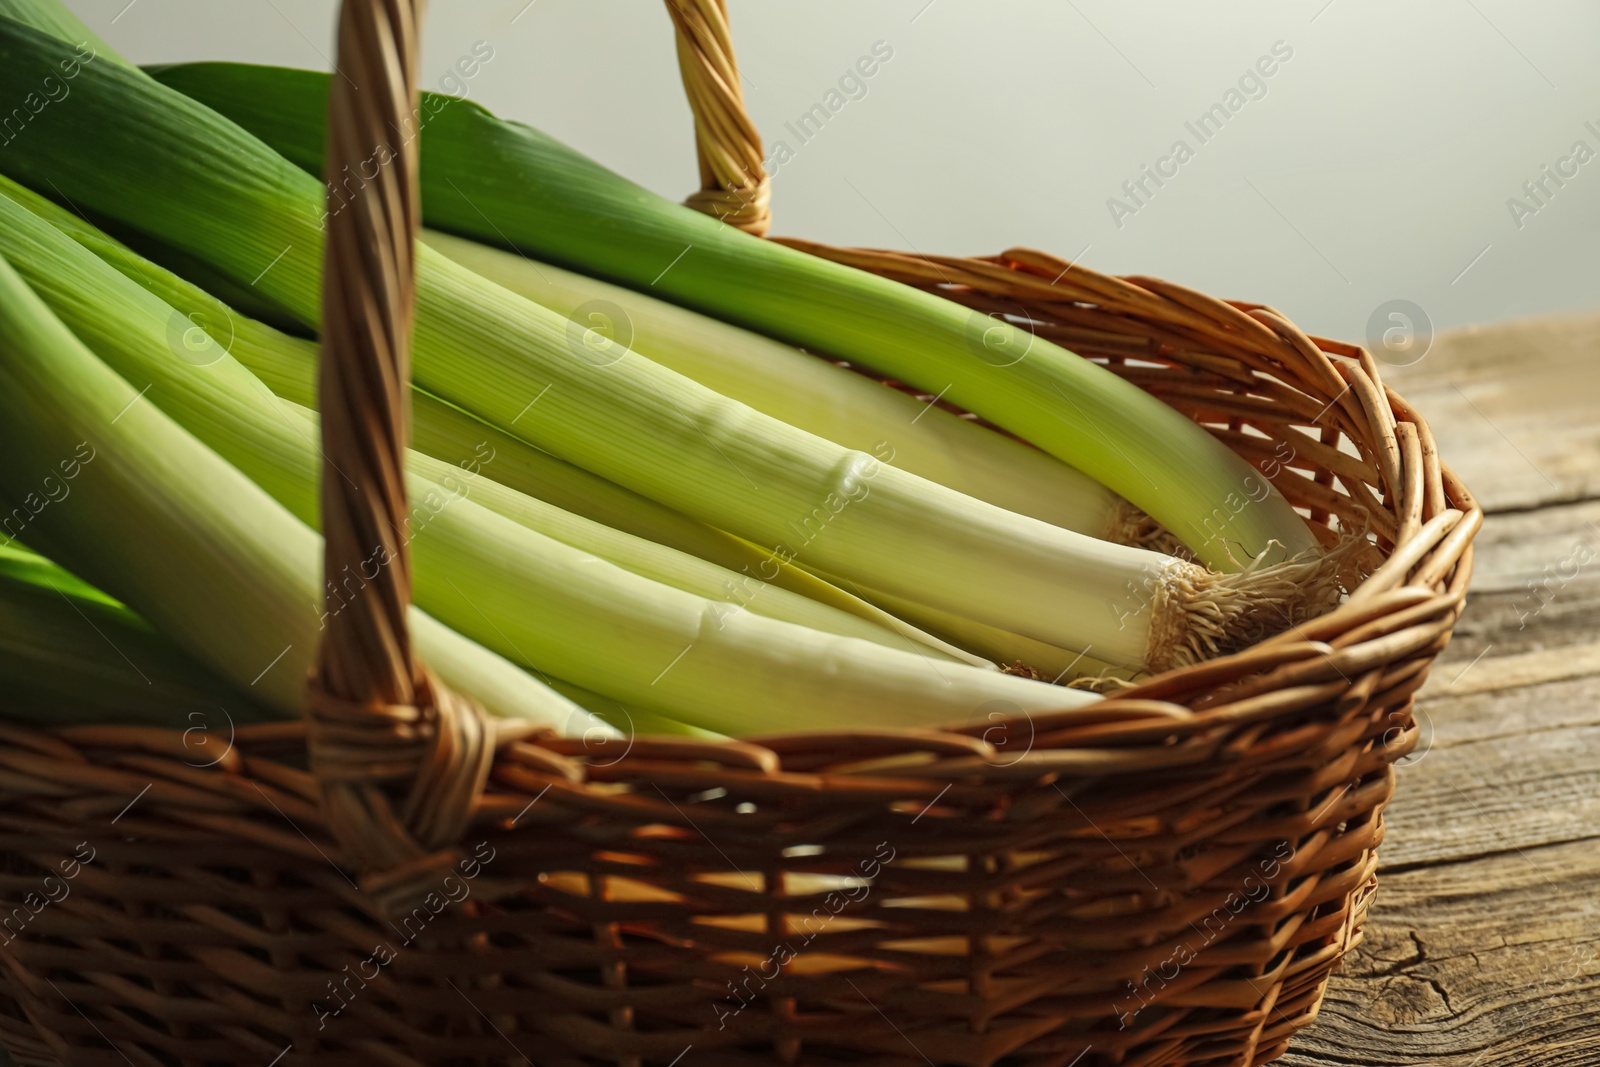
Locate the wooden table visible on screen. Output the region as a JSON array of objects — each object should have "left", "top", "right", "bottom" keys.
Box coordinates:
[{"left": 1283, "top": 314, "right": 1600, "bottom": 1066}]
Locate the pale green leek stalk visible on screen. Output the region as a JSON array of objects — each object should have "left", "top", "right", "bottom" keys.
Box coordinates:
[
  {"left": 144, "top": 58, "right": 1321, "bottom": 569},
  {"left": 273, "top": 394, "right": 980, "bottom": 666},
  {"left": 0, "top": 250, "right": 601, "bottom": 734},
  {"left": 424, "top": 231, "right": 1125, "bottom": 538},
  {"left": 0, "top": 175, "right": 965, "bottom": 662},
  {"left": 0, "top": 194, "right": 1090, "bottom": 732},
  {"left": 844, "top": 583, "right": 1145, "bottom": 686},
  {"left": 0, "top": 24, "right": 1302, "bottom": 670},
  {"left": 546, "top": 679, "right": 729, "bottom": 742},
  {"left": 0, "top": 543, "right": 277, "bottom": 727}
]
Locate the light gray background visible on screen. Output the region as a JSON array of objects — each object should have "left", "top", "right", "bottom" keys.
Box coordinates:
[{"left": 68, "top": 0, "right": 1600, "bottom": 343}]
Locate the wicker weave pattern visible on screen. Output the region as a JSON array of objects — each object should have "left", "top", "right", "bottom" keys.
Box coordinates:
[
  {"left": 0, "top": 3, "right": 1477, "bottom": 1065},
  {"left": 668, "top": 0, "right": 771, "bottom": 235}
]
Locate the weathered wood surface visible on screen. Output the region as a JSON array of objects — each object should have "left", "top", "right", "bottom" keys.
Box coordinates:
[{"left": 1283, "top": 314, "right": 1600, "bottom": 1066}]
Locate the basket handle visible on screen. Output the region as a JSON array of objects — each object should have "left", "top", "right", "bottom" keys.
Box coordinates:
[
  {"left": 305, "top": 0, "right": 767, "bottom": 901},
  {"left": 667, "top": 0, "right": 771, "bottom": 235},
  {"left": 307, "top": 0, "right": 496, "bottom": 907}
]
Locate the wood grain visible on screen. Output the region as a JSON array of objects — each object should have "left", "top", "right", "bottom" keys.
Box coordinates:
[
  {"left": 1285, "top": 315, "right": 1600, "bottom": 1066},
  {"left": 1377, "top": 314, "right": 1600, "bottom": 513},
  {"left": 1281, "top": 836, "right": 1600, "bottom": 1067}
]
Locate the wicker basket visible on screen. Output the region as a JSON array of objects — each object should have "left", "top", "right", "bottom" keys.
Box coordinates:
[{"left": 0, "top": 2, "right": 1479, "bottom": 1065}]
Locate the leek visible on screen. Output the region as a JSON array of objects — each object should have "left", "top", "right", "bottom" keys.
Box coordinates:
[
  {"left": 841, "top": 583, "right": 1145, "bottom": 686},
  {"left": 0, "top": 22, "right": 1327, "bottom": 670},
  {"left": 283, "top": 392, "right": 982, "bottom": 665}
]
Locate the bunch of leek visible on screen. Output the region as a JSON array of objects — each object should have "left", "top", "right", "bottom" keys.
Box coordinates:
[
  {"left": 0, "top": 197, "right": 1096, "bottom": 735},
  {"left": 0, "top": 0, "right": 1342, "bottom": 746},
  {"left": 0, "top": 18, "right": 1335, "bottom": 678}
]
